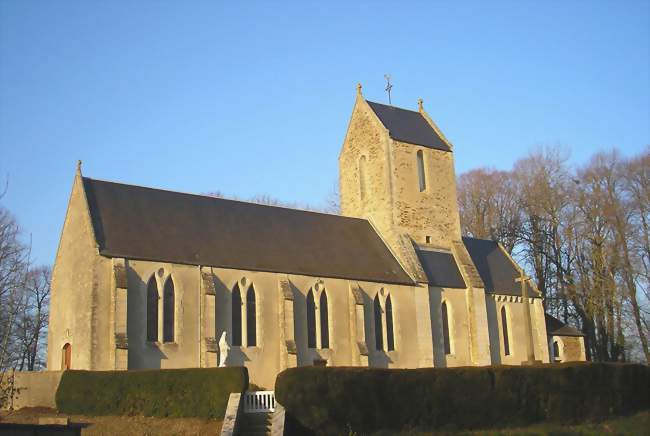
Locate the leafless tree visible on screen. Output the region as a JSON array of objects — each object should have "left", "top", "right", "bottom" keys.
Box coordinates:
[{"left": 457, "top": 146, "right": 650, "bottom": 363}]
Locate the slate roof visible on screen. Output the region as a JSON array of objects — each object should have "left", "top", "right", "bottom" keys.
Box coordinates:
[
  {"left": 415, "top": 248, "right": 466, "bottom": 288},
  {"left": 367, "top": 101, "right": 452, "bottom": 152},
  {"left": 462, "top": 237, "right": 539, "bottom": 297},
  {"left": 82, "top": 177, "right": 413, "bottom": 285},
  {"left": 545, "top": 314, "right": 585, "bottom": 337}
]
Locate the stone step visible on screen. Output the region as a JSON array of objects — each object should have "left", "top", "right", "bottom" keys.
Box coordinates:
[{"left": 239, "top": 412, "right": 272, "bottom": 436}]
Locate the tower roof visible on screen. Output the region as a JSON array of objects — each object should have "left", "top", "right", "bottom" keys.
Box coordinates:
[{"left": 366, "top": 100, "right": 451, "bottom": 151}]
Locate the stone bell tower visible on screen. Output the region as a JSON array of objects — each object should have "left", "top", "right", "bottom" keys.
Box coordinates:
[
  {"left": 340, "top": 84, "right": 491, "bottom": 367},
  {"left": 339, "top": 84, "right": 463, "bottom": 256}
]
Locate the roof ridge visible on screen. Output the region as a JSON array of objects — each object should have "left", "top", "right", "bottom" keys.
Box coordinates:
[
  {"left": 83, "top": 176, "right": 362, "bottom": 222},
  {"left": 366, "top": 99, "right": 421, "bottom": 115}
]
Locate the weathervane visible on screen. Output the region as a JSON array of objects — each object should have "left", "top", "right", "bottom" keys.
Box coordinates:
[{"left": 384, "top": 74, "right": 393, "bottom": 105}]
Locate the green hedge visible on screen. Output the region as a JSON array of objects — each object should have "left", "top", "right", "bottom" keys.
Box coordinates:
[
  {"left": 56, "top": 367, "right": 248, "bottom": 418},
  {"left": 275, "top": 363, "right": 650, "bottom": 435}
]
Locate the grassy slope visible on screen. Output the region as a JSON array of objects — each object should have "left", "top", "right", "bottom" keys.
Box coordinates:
[{"left": 369, "top": 410, "right": 650, "bottom": 436}]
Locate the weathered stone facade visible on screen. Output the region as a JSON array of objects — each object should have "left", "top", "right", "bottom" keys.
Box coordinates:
[{"left": 47, "top": 89, "right": 583, "bottom": 388}]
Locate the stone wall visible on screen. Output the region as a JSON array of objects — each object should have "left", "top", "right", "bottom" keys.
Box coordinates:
[
  {"left": 1, "top": 371, "right": 63, "bottom": 410},
  {"left": 47, "top": 169, "right": 112, "bottom": 371},
  {"left": 486, "top": 295, "right": 550, "bottom": 364},
  {"left": 550, "top": 335, "right": 586, "bottom": 362},
  {"left": 123, "top": 259, "right": 425, "bottom": 389},
  {"left": 339, "top": 95, "right": 394, "bottom": 236}
]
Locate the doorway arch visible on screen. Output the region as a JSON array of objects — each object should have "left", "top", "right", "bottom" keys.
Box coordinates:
[{"left": 61, "top": 343, "right": 71, "bottom": 370}]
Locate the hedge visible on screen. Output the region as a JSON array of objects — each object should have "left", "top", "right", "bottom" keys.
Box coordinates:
[
  {"left": 275, "top": 363, "right": 650, "bottom": 435},
  {"left": 56, "top": 367, "right": 248, "bottom": 418}
]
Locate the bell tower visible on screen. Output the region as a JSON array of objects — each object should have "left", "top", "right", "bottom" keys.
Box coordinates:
[{"left": 339, "top": 84, "right": 462, "bottom": 253}]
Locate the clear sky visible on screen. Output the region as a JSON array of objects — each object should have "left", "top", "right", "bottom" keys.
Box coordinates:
[{"left": 1, "top": 1, "right": 648, "bottom": 266}]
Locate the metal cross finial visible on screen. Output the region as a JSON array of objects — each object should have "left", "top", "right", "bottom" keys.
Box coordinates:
[{"left": 384, "top": 74, "right": 393, "bottom": 105}]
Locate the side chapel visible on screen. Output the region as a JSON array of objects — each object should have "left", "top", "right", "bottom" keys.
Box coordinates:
[{"left": 47, "top": 85, "right": 586, "bottom": 388}]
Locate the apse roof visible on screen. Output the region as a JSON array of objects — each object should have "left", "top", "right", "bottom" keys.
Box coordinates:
[{"left": 545, "top": 314, "right": 585, "bottom": 337}]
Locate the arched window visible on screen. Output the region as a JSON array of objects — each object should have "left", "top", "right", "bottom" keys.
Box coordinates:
[
  {"left": 163, "top": 277, "right": 175, "bottom": 343},
  {"left": 374, "top": 295, "right": 383, "bottom": 351},
  {"left": 61, "top": 343, "right": 71, "bottom": 370},
  {"left": 501, "top": 306, "right": 510, "bottom": 356},
  {"left": 386, "top": 294, "right": 395, "bottom": 351},
  {"left": 442, "top": 301, "right": 451, "bottom": 355},
  {"left": 306, "top": 290, "right": 316, "bottom": 348},
  {"left": 232, "top": 284, "right": 242, "bottom": 346},
  {"left": 359, "top": 156, "right": 367, "bottom": 200},
  {"left": 552, "top": 340, "right": 560, "bottom": 362},
  {"left": 146, "top": 277, "right": 158, "bottom": 342},
  {"left": 417, "top": 150, "right": 426, "bottom": 192},
  {"left": 320, "top": 291, "right": 329, "bottom": 348},
  {"left": 246, "top": 286, "right": 257, "bottom": 347}
]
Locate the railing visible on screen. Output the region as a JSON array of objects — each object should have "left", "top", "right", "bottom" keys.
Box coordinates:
[{"left": 243, "top": 390, "right": 275, "bottom": 413}]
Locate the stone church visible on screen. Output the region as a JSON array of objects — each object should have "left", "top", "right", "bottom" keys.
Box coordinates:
[{"left": 47, "top": 85, "right": 585, "bottom": 388}]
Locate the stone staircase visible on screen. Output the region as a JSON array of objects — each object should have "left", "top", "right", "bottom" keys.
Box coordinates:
[{"left": 237, "top": 411, "right": 272, "bottom": 435}]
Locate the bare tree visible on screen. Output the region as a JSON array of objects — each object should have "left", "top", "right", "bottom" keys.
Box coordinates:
[
  {"left": 457, "top": 168, "right": 521, "bottom": 253},
  {"left": 14, "top": 266, "right": 50, "bottom": 371},
  {"left": 0, "top": 207, "right": 30, "bottom": 372},
  {"left": 457, "top": 146, "right": 649, "bottom": 363}
]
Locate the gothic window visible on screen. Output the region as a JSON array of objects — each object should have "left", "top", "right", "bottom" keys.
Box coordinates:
[
  {"left": 319, "top": 290, "right": 329, "bottom": 349},
  {"left": 501, "top": 306, "right": 510, "bottom": 356},
  {"left": 246, "top": 286, "right": 257, "bottom": 347},
  {"left": 386, "top": 294, "right": 395, "bottom": 351},
  {"left": 442, "top": 301, "right": 451, "bottom": 355},
  {"left": 232, "top": 284, "right": 242, "bottom": 346},
  {"left": 163, "top": 277, "right": 175, "bottom": 343},
  {"left": 374, "top": 295, "right": 383, "bottom": 351},
  {"left": 146, "top": 276, "right": 158, "bottom": 342},
  {"left": 359, "top": 156, "right": 367, "bottom": 200},
  {"left": 306, "top": 290, "right": 316, "bottom": 348},
  {"left": 417, "top": 150, "right": 426, "bottom": 192}
]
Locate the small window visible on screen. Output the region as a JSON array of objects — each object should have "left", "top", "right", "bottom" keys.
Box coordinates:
[
  {"left": 386, "top": 294, "right": 395, "bottom": 351},
  {"left": 146, "top": 277, "right": 159, "bottom": 342},
  {"left": 417, "top": 150, "right": 426, "bottom": 192},
  {"left": 553, "top": 341, "right": 560, "bottom": 362},
  {"left": 306, "top": 290, "right": 316, "bottom": 348},
  {"left": 441, "top": 301, "right": 451, "bottom": 355},
  {"left": 246, "top": 286, "right": 257, "bottom": 346},
  {"left": 163, "top": 277, "right": 175, "bottom": 343},
  {"left": 359, "top": 156, "right": 368, "bottom": 200},
  {"left": 319, "top": 291, "right": 329, "bottom": 348},
  {"left": 232, "top": 285, "right": 242, "bottom": 346},
  {"left": 501, "top": 306, "right": 510, "bottom": 356},
  {"left": 374, "top": 295, "right": 383, "bottom": 351},
  {"left": 425, "top": 236, "right": 432, "bottom": 244}
]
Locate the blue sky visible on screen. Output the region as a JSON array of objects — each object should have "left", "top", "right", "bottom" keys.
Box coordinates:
[{"left": 1, "top": 1, "right": 648, "bottom": 266}]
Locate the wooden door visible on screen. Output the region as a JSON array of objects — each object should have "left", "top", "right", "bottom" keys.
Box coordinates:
[{"left": 62, "top": 343, "right": 71, "bottom": 370}]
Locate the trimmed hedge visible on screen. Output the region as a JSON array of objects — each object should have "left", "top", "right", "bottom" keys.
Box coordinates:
[
  {"left": 56, "top": 367, "right": 248, "bottom": 418},
  {"left": 275, "top": 363, "right": 650, "bottom": 435}
]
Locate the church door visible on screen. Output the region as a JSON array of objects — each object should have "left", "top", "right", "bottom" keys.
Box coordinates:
[{"left": 62, "top": 343, "right": 71, "bottom": 370}]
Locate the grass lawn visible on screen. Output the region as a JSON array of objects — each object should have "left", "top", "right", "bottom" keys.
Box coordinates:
[
  {"left": 369, "top": 410, "right": 649, "bottom": 436},
  {"left": 0, "top": 407, "right": 222, "bottom": 435}
]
